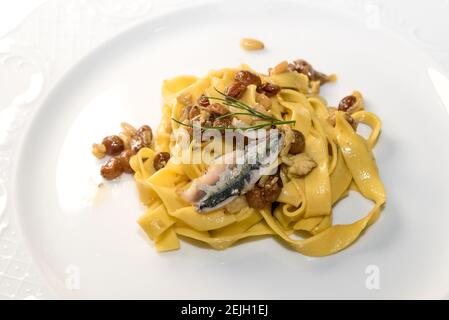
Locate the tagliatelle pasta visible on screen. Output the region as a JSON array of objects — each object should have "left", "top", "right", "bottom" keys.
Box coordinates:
[{"left": 128, "top": 60, "right": 386, "bottom": 257}]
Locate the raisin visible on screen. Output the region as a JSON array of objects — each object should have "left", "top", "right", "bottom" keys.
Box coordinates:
[
  {"left": 338, "top": 95, "right": 357, "bottom": 112},
  {"left": 289, "top": 130, "right": 306, "bottom": 154},
  {"left": 225, "top": 82, "right": 247, "bottom": 99},
  {"left": 117, "top": 149, "right": 134, "bottom": 174},
  {"left": 101, "top": 158, "right": 123, "bottom": 180},
  {"left": 153, "top": 152, "right": 171, "bottom": 171},
  {"left": 257, "top": 83, "right": 280, "bottom": 97},
  {"left": 234, "top": 70, "right": 261, "bottom": 86},
  {"left": 102, "top": 135, "right": 125, "bottom": 156}
]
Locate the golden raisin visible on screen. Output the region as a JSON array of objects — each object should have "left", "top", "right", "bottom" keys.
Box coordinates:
[
  {"left": 289, "top": 130, "right": 306, "bottom": 154},
  {"left": 246, "top": 187, "right": 267, "bottom": 209},
  {"left": 102, "top": 135, "right": 125, "bottom": 156},
  {"left": 225, "top": 82, "right": 247, "bottom": 99},
  {"left": 130, "top": 125, "right": 153, "bottom": 153},
  {"left": 262, "top": 176, "right": 283, "bottom": 203},
  {"left": 213, "top": 116, "right": 233, "bottom": 128},
  {"left": 153, "top": 152, "right": 171, "bottom": 171},
  {"left": 188, "top": 105, "right": 201, "bottom": 120},
  {"left": 338, "top": 95, "right": 357, "bottom": 112},
  {"left": 101, "top": 158, "right": 123, "bottom": 180},
  {"left": 291, "top": 59, "right": 328, "bottom": 82},
  {"left": 117, "top": 149, "right": 134, "bottom": 174},
  {"left": 208, "top": 103, "right": 230, "bottom": 116},
  {"left": 197, "top": 95, "right": 210, "bottom": 107},
  {"left": 234, "top": 70, "right": 262, "bottom": 86},
  {"left": 257, "top": 83, "right": 280, "bottom": 97}
]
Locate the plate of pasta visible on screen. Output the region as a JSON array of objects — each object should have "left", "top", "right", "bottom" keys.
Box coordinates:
[
  {"left": 101, "top": 64, "right": 385, "bottom": 256},
  {"left": 11, "top": 0, "right": 449, "bottom": 299}
]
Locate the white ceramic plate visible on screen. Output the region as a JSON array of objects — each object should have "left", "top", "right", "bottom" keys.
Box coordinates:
[{"left": 4, "top": 0, "right": 449, "bottom": 299}]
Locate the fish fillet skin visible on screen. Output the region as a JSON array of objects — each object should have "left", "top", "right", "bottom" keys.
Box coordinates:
[{"left": 181, "top": 131, "right": 284, "bottom": 213}]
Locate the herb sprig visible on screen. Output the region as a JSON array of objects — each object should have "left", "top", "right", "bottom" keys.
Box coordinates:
[{"left": 172, "top": 88, "right": 295, "bottom": 131}]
